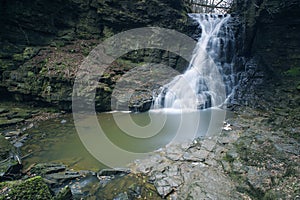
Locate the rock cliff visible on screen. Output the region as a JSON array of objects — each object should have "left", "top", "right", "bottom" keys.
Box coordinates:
[
  {"left": 0, "top": 0, "right": 192, "bottom": 111},
  {"left": 234, "top": 0, "right": 300, "bottom": 74}
]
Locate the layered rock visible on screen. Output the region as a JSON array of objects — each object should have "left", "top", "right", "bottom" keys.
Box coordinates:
[
  {"left": 0, "top": 0, "right": 193, "bottom": 111},
  {"left": 234, "top": 0, "right": 300, "bottom": 73}
]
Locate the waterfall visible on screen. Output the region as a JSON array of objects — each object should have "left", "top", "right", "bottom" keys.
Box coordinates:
[{"left": 153, "top": 14, "right": 235, "bottom": 110}]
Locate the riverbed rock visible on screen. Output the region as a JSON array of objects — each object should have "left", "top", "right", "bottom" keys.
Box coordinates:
[
  {"left": 97, "top": 168, "right": 131, "bottom": 177},
  {"left": 0, "top": 135, "right": 22, "bottom": 181},
  {"left": 54, "top": 186, "right": 73, "bottom": 200},
  {"left": 127, "top": 99, "right": 299, "bottom": 199},
  {"left": 29, "top": 163, "right": 67, "bottom": 176}
]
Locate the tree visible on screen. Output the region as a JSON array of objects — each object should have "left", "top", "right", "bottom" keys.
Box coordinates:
[{"left": 187, "top": 0, "right": 233, "bottom": 13}]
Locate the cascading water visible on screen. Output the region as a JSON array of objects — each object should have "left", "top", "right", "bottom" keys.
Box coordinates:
[{"left": 153, "top": 14, "right": 235, "bottom": 110}]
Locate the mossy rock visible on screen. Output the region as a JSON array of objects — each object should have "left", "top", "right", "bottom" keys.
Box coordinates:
[
  {"left": 0, "top": 118, "right": 25, "bottom": 127},
  {"left": 54, "top": 186, "right": 72, "bottom": 200},
  {"left": 0, "top": 136, "right": 12, "bottom": 160},
  {"left": 12, "top": 53, "right": 24, "bottom": 62},
  {"left": 285, "top": 67, "right": 300, "bottom": 76},
  {"left": 23, "top": 47, "right": 40, "bottom": 60},
  {"left": 0, "top": 135, "right": 22, "bottom": 181},
  {"left": 0, "top": 176, "right": 53, "bottom": 200}
]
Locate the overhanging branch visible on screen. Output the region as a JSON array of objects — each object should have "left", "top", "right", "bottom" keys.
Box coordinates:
[{"left": 191, "top": 2, "right": 230, "bottom": 10}]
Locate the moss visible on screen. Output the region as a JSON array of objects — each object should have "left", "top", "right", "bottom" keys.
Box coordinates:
[
  {"left": 285, "top": 67, "right": 300, "bottom": 76},
  {"left": 50, "top": 41, "right": 65, "bottom": 48},
  {"left": 23, "top": 47, "right": 40, "bottom": 60},
  {"left": 96, "top": 174, "right": 162, "bottom": 199},
  {"left": 54, "top": 186, "right": 72, "bottom": 200},
  {"left": 12, "top": 53, "right": 24, "bottom": 62},
  {"left": 103, "top": 26, "right": 114, "bottom": 38},
  {"left": 223, "top": 153, "right": 235, "bottom": 163},
  {"left": 0, "top": 59, "right": 14, "bottom": 70},
  {"left": 263, "top": 190, "right": 282, "bottom": 200},
  {"left": 27, "top": 71, "right": 35, "bottom": 77},
  {"left": 0, "top": 176, "right": 53, "bottom": 200}
]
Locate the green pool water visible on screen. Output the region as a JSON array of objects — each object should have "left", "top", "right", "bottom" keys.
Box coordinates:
[{"left": 22, "top": 108, "right": 227, "bottom": 171}]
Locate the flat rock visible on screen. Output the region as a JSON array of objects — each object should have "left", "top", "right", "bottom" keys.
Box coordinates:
[{"left": 0, "top": 118, "right": 25, "bottom": 127}]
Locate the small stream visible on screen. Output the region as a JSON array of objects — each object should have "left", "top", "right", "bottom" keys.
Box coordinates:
[{"left": 22, "top": 108, "right": 228, "bottom": 171}]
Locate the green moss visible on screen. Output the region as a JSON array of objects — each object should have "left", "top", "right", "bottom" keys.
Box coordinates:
[
  {"left": 0, "top": 59, "right": 14, "bottom": 70},
  {"left": 12, "top": 53, "right": 24, "bottom": 62},
  {"left": 103, "top": 26, "right": 114, "bottom": 38},
  {"left": 285, "top": 67, "right": 300, "bottom": 76},
  {"left": 0, "top": 176, "right": 53, "bottom": 200},
  {"left": 23, "top": 47, "right": 39, "bottom": 60},
  {"left": 263, "top": 190, "right": 282, "bottom": 200},
  {"left": 223, "top": 153, "right": 235, "bottom": 163},
  {"left": 27, "top": 71, "right": 35, "bottom": 77},
  {"left": 54, "top": 186, "right": 72, "bottom": 200},
  {"left": 50, "top": 41, "right": 65, "bottom": 48}
]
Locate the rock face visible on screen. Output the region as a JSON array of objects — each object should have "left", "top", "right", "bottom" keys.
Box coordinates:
[
  {"left": 0, "top": 0, "right": 192, "bottom": 111},
  {"left": 234, "top": 0, "right": 300, "bottom": 73},
  {"left": 229, "top": 0, "right": 300, "bottom": 109}
]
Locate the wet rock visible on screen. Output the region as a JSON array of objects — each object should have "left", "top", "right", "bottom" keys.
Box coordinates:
[
  {"left": 0, "top": 135, "right": 22, "bottom": 181},
  {"left": 113, "top": 192, "right": 129, "bottom": 200},
  {"left": 0, "top": 118, "right": 25, "bottom": 127},
  {"left": 96, "top": 168, "right": 131, "bottom": 187},
  {"left": 13, "top": 141, "right": 23, "bottom": 148},
  {"left": 29, "top": 163, "right": 66, "bottom": 176},
  {"left": 0, "top": 109, "right": 9, "bottom": 114},
  {"left": 127, "top": 183, "right": 142, "bottom": 198},
  {"left": 55, "top": 186, "right": 73, "bottom": 200},
  {"left": 45, "top": 171, "right": 81, "bottom": 184},
  {"left": 0, "top": 136, "right": 11, "bottom": 160},
  {"left": 3, "top": 130, "right": 21, "bottom": 137},
  {"left": 98, "top": 168, "right": 131, "bottom": 177},
  {"left": 69, "top": 175, "right": 99, "bottom": 197}
]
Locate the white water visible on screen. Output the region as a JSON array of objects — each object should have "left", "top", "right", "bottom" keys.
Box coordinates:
[{"left": 153, "top": 14, "right": 235, "bottom": 110}]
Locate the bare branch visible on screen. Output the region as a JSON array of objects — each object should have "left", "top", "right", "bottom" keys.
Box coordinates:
[{"left": 191, "top": 2, "right": 230, "bottom": 10}]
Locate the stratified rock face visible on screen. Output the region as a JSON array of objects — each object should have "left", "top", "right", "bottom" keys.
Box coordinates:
[
  {"left": 0, "top": 0, "right": 192, "bottom": 111},
  {"left": 0, "top": 0, "right": 190, "bottom": 47},
  {"left": 235, "top": 0, "right": 300, "bottom": 73}
]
